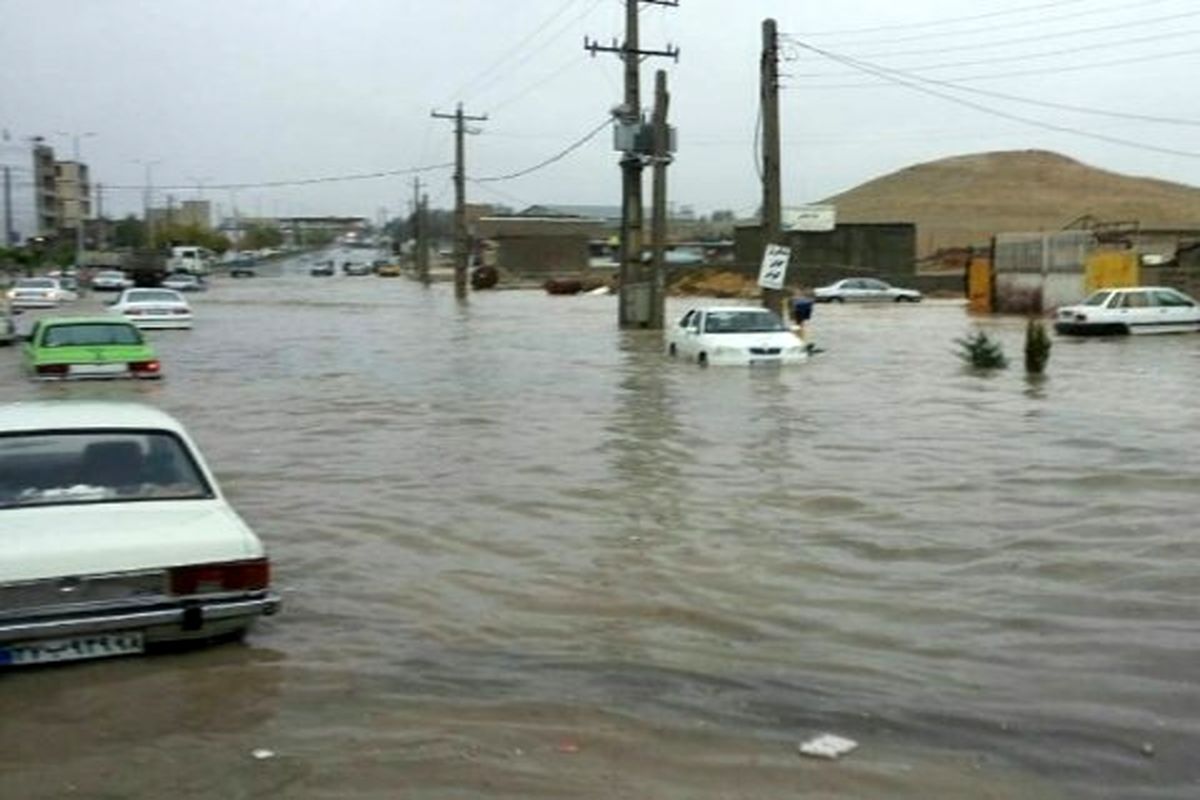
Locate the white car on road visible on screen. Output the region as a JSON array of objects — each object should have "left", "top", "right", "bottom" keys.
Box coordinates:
[
  {"left": 90, "top": 270, "right": 134, "bottom": 292},
  {"left": 6, "top": 277, "right": 78, "bottom": 309},
  {"left": 110, "top": 287, "right": 193, "bottom": 329},
  {"left": 1054, "top": 286, "right": 1200, "bottom": 336},
  {"left": 0, "top": 402, "right": 280, "bottom": 667},
  {"left": 813, "top": 277, "right": 922, "bottom": 303},
  {"left": 667, "top": 306, "right": 809, "bottom": 366}
]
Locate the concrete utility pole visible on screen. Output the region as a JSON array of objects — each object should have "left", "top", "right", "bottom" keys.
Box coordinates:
[
  {"left": 432, "top": 103, "right": 487, "bottom": 300},
  {"left": 418, "top": 193, "right": 430, "bottom": 285},
  {"left": 2, "top": 166, "right": 12, "bottom": 247},
  {"left": 760, "top": 18, "right": 787, "bottom": 315},
  {"left": 586, "top": 0, "right": 679, "bottom": 329},
  {"left": 649, "top": 69, "right": 671, "bottom": 330}
]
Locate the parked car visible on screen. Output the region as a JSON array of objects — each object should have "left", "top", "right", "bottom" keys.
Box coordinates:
[
  {"left": 1054, "top": 286, "right": 1200, "bottom": 336},
  {"left": 309, "top": 261, "right": 335, "bottom": 277},
  {"left": 22, "top": 317, "right": 162, "bottom": 380},
  {"left": 376, "top": 262, "right": 402, "bottom": 277},
  {"left": 162, "top": 272, "right": 206, "bottom": 292},
  {"left": 343, "top": 261, "right": 371, "bottom": 276},
  {"left": 91, "top": 270, "right": 134, "bottom": 292},
  {"left": 0, "top": 401, "right": 280, "bottom": 666},
  {"left": 813, "top": 277, "right": 922, "bottom": 303},
  {"left": 6, "top": 277, "right": 79, "bottom": 309},
  {"left": 667, "top": 306, "right": 810, "bottom": 366},
  {"left": 109, "top": 288, "right": 193, "bottom": 330},
  {"left": 228, "top": 256, "right": 258, "bottom": 278}
]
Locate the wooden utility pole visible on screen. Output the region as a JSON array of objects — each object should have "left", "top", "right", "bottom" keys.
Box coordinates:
[
  {"left": 586, "top": 0, "right": 679, "bottom": 329},
  {"left": 760, "top": 18, "right": 787, "bottom": 315},
  {"left": 432, "top": 103, "right": 487, "bottom": 300},
  {"left": 649, "top": 69, "right": 671, "bottom": 330}
]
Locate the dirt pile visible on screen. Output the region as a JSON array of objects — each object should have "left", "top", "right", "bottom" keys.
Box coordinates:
[
  {"left": 823, "top": 149, "right": 1200, "bottom": 255},
  {"left": 669, "top": 269, "right": 759, "bottom": 298}
]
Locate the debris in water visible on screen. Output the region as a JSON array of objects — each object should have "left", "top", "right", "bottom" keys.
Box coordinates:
[
  {"left": 251, "top": 748, "right": 276, "bottom": 761},
  {"left": 557, "top": 739, "right": 581, "bottom": 754},
  {"left": 1141, "top": 742, "right": 1156, "bottom": 758},
  {"left": 797, "top": 733, "right": 858, "bottom": 761}
]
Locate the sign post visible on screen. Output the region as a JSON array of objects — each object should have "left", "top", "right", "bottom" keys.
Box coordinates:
[{"left": 757, "top": 244, "right": 791, "bottom": 292}]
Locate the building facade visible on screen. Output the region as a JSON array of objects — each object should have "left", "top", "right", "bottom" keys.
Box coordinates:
[
  {"left": 54, "top": 160, "right": 91, "bottom": 233},
  {"left": 33, "top": 143, "right": 58, "bottom": 237}
]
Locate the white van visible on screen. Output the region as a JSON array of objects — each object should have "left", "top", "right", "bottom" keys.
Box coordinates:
[{"left": 167, "top": 246, "right": 214, "bottom": 276}]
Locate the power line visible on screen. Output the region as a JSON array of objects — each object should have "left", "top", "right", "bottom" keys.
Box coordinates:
[
  {"left": 790, "top": 0, "right": 1171, "bottom": 46},
  {"left": 472, "top": 116, "right": 610, "bottom": 182},
  {"left": 792, "top": 45, "right": 1200, "bottom": 89},
  {"left": 784, "top": 25, "right": 1198, "bottom": 80},
  {"left": 796, "top": 0, "right": 1090, "bottom": 37},
  {"left": 100, "top": 162, "right": 455, "bottom": 192},
  {"left": 787, "top": 37, "right": 1200, "bottom": 159},
  {"left": 804, "top": 7, "right": 1200, "bottom": 61}
]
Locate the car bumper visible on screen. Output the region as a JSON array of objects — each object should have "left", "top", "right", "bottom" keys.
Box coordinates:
[
  {"left": 708, "top": 352, "right": 809, "bottom": 366},
  {"left": 0, "top": 592, "right": 281, "bottom": 647},
  {"left": 1053, "top": 320, "right": 1127, "bottom": 336},
  {"left": 127, "top": 317, "right": 192, "bottom": 329},
  {"left": 9, "top": 299, "right": 58, "bottom": 308}
]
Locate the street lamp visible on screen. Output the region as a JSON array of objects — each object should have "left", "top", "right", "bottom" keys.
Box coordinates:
[{"left": 55, "top": 131, "right": 97, "bottom": 266}]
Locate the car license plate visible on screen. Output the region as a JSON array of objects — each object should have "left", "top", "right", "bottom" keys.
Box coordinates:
[
  {"left": 69, "top": 363, "right": 127, "bottom": 376},
  {"left": 0, "top": 632, "right": 144, "bottom": 666}
]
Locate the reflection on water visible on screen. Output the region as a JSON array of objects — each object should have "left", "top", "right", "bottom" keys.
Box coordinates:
[{"left": 0, "top": 253, "right": 1197, "bottom": 799}]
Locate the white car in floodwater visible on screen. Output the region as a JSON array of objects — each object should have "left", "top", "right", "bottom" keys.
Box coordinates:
[
  {"left": 1054, "top": 286, "right": 1200, "bottom": 336},
  {"left": 0, "top": 402, "right": 280, "bottom": 667},
  {"left": 813, "top": 277, "right": 922, "bottom": 303},
  {"left": 109, "top": 288, "right": 193, "bottom": 329},
  {"left": 667, "top": 306, "right": 809, "bottom": 366},
  {"left": 6, "top": 277, "right": 78, "bottom": 309}
]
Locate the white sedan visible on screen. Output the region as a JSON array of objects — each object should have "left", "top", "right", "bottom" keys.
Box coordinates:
[
  {"left": 813, "top": 277, "right": 922, "bottom": 303},
  {"left": 110, "top": 287, "right": 193, "bottom": 329},
  {"left": 667, "top": 306, "right": 809, "bottom": 366},
  {"left": 91, "top": 270, "right": 134, "bottom": 292},
  {"left": 6, "top": 277, "right": 79, "bottom": 309},
  {"left": 0, "top": 402, "right": 280, "bottom": 667},
  {"left": 1054, "top": 286, "right": 1200, "bottom": 336}
]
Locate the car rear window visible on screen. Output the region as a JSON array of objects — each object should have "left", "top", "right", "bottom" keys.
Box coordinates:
[
  {"left": 127, "top": 290, "right": 182, "bottom": 304},
  {"left": 0, "top": 430, "right": 213, "bottom": 508},
  {"left": 42, "top": 323, "right": 143, "bottom": 347}
]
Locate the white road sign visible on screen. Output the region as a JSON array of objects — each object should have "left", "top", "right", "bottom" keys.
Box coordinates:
[
  {"left": 784, "top": 204, "right": 836, "bottom": 232},
  {"left": 757, "top": 244, "right": 791, "bottom": 290}
]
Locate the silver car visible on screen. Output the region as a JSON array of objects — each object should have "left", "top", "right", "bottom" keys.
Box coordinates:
[{"left": 813, "top": 277, "right": 922, "bottom": 303}]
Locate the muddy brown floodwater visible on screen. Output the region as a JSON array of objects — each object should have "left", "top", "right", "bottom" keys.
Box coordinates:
[{"left": 1, "top": 250, "right": 1198, "bottom": 799}]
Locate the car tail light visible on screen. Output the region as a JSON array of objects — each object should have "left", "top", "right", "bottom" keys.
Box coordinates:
[
  {"left": 170, "top": 559, "right": 270, "bottom": 596},
  {"left": 130, "top": 359, "right": 160, "bottom": 375},
  {"left": 35, "top": 363, "right": 69, "bottom": 376}
]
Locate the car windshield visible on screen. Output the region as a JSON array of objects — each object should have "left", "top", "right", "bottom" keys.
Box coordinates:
[
  {"left": 703, "top": 310, "right": 786, "bottom": 333},
  {"left": 126, "top": 290, "right": 182, "bottom": 304},
  {"left": 17, "top": 278, "right": 54, "bottom": 289},
  {"left": 41, "top": 323, "right": 143, "bottom": 347},
  {"left": 1081, "top": 291, "right": 1113, "bottom": 306},
  {"left": 0, "top": 430, "right": 213, "bottom": 509}
]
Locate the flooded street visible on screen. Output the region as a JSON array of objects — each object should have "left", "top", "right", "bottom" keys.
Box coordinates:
[{"left": 1, "top": 250, "right": 1198, "bottom": 799}]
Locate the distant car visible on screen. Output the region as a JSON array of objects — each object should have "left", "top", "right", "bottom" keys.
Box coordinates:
[
  {"left": 309, "top": 261, "right": 335, "bottom": 277},
  {"left": 813, "top": 277, "right": 922, "bottom": 303},
  {"left": 376, "top": 263, "right": 402, "bottom": 277},
  {"left": 1054, "top": 286, "right": 1200, "bottom": 336},
  {"left": 162, "top": 273, "right": 206, "bottom": 292},
  {"left": 6, "top": 277, "right": 79, "bottom": 309},
  {"left": 22, "top": 317, "right": 161, "bottom": 380},
  {"left": 343, "top": 262, "right": 371, "bottom": 276},
  {"left": 229, "top": 261, "right": 257, "bottom": 278},
  {"left": 91, "top": 270, "right": 134, "bottom": 292},
  {"left": 110, "top": 288, "right": 193, "bottom": 330},
  {"left": 667, "top": 306, "right": 810, "bottom": 366},
  {"left": 0, "top": 401, "right": 280, "bottom": 667}
]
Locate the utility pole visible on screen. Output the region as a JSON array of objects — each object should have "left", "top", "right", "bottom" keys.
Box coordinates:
[
  {"left": 2, "top": 166, "right": 12, "bottom": 247},
  {"left": 432, "top": 103, "right": 487, "bottom": 300},
  {"left": 586, "top": 0, "right": 679, "bottom": 329},
  {"left": 649, "top": 69, "right": 671, "bottom": 330},
  {"left": 760, "top": 18, "right": 787, "bottom": 315},
  {"left": 418, "top": 193, "right": 430, "bottom": 285},
  {"left": 95, "top": 182, "right": 105, "bottom": 251}
]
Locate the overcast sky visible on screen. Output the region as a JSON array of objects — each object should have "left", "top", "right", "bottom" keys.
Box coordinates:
[{"left": 2, "top": 0, "right": 1198, "bottom": 225}]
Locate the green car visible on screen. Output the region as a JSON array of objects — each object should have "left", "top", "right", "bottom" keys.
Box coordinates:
[{"left": 23, "top": 316, "right": 162, "bottom": 381}]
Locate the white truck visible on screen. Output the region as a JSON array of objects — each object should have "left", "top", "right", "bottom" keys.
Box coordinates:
[{"left": 166, "top": 246, "right": 215, "bottom": 276}]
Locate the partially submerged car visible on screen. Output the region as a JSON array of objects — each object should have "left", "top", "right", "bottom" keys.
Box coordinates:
[
  {"left": 813, "top": 277, "right": 922, "bottom": 303},
  {"left": 0, "top": 402, "right": 279, "bottom": 666},
  {"left": 6, "top": 277, "right": 79, "bottom": 309},
  {"left": 1054, "top": 286, "right": 1200, "bottom": 336},
  {"left": 23, "top": 317, "right": 162, "bottom": 380},
  {"left": 110, "top": 287, "right": 193, "bottom": 330},
  {"left": 162, "top": 272, "right": 206, "bottom": 292},
  {"left": 90, "top": 270, "right": 134, "bottom": 292},
  {"left": 667, "top": 306, "right": 809, "bottom": 366}
]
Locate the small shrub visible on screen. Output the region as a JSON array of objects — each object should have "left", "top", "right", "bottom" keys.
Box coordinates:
[
  {"left": 1024, "top": 318, "right": 1052, "bottom": 374},
  {"left": 956, "top": 330, "right": 1008, "bottom": 370}
]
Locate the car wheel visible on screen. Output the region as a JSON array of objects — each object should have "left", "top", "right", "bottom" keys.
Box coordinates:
[
  {"left": 697, "top": 352, "right": 708, "bottom": 367},
  {"left": 894, "top": 296, "right": 907, "bottom": 303},
  {"left": 833, "top": 296, "right": 845, "bottom": 303},
  {"left": 668, "top": 343, "right": 677, "bottom": 357}
]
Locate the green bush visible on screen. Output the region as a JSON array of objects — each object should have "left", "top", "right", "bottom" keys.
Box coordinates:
[
  {"left": 1024, "top": 318, "right": 1052, "bottom": 374},
  {"left": 956, "top": 330, "right": 1008, "bottom": 370}
]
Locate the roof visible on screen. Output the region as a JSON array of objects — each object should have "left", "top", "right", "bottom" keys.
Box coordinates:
[
  {"left": 32, "top": 315, "right": 139, "bottom": 326},
  {"left": 0, "top": 401, "right": 186, "bottom": 434},
  {"left": 520, "top": 204, "right": 622, "bottom": 222}
]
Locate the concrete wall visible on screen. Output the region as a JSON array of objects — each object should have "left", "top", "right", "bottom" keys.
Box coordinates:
[
  {"left": 733, "top": 223, "right": 918, "bottom": 287},
  {"left": 993, "top": 231, "right": 1096, "bottom": 313},
  {"left": 494, "top": 235, "right": 590, "bottom": 275}
]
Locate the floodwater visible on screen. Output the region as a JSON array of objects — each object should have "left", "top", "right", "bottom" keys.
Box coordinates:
[{"left": 1, "top": 250, "right": 1198, "bottom": 799}]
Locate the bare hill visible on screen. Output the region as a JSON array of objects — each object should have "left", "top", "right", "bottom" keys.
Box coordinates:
[{"left": 822, "top": 150, "right": 1200, "bottom": 256}]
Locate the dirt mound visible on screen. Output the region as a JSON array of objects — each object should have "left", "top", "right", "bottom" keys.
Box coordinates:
[
  {"left": 822, "top": 149, "right": 1200, "bottom": 255},
  {"left": 669, "top": 269, "right": 759, "bottom": 298}
]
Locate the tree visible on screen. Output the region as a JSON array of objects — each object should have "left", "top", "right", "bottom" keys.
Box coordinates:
[
  {"left": 159, "top": 222, "right": 231, "bottom": 254},
  {"left": 239, "top": 223, "right": 283, "bottom": 250},
  {"left": 112, "top": 215, "right": 146, "bottom": 249}
]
